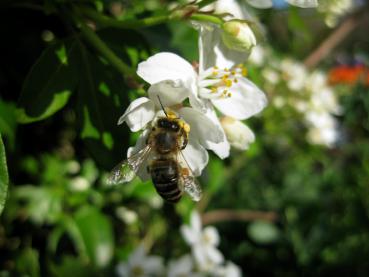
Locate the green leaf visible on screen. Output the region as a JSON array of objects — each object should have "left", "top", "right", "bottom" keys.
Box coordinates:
[
  {"left": 74, "top": 206, "right": 114, "bottom": 268},
  {"left": 76, "top": 42, "right": 131, "bottom": 169},
  {"left": 0, "top": 134, "right": 9, "bottom": 215},
  {"left": 248, "top": 220, "right": 280, "bottom": 244},
  {"left": 15, "top": 248, "right": 40, "bottom": 277},
  {"left": 17, "top": 40, "right": 79, "bottom": 123},
  {"left": 0, "top": 100, "right": 17, "bottom": 149}
]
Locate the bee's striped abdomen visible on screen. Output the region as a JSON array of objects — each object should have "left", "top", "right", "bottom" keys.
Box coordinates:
[{"left": 150, "top": 159, "right": 182, "bottom": 203}]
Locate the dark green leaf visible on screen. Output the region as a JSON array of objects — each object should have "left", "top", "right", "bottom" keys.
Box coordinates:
[
  {"left": 76, "top": 42, "right": 130, "bottom": 169},
  {"left": 17, "top": 40, "right": 79, "bottom": 123},
  {"left": 74, "top": 206, "right": 114, "bottom": 268},
  {"left": 0, "top": 100, "right": 17, "bottom": 148},
  {"left": 0, "top": 134, "right": 9, "bottom": 215}
]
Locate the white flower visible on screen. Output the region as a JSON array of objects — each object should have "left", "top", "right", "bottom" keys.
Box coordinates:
[
  {"left": 118, "top": 92, "right": 224, "bottom": 179},
  {"left": 306, "top": 111, "right": 339, "bottom": 147},
  {"left": 286, "top": 0, "right": 318, "bottom": 8},
  {"left": 213, "top": 261, "right": 243, "bottom": 277},
  {"left": 180, "top": 211, "right": 224, "bottom": 271},
  {"left": 115, "top": 207, "right": 138, "bottom": 224},
  {"left": 221, "top": 20, "right": 257, "bottom": 52},
  {"left": 116, "top": 244, "right": 164, "bottom": 277},
  {"left": 167, "top": 255, "right": 204, "bottom": 277},
  {"left": 69, "top": 176, "right": 90, "bottom": 191},
  {"left": 137, "top": 52, "right": 267, "bottom": 157},
  {"left": 220, "top": 117, "right": 255, "bottom": 150},
  {"left": 280, "top": 59, "right": 308, "bottom": 91}
]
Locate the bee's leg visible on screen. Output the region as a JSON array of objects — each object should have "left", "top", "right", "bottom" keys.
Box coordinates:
[{"left": 181, "top": 132, "right": 188, "bottom": 150}]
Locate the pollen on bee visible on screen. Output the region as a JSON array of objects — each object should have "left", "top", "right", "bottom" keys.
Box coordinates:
[
  {"left": 183, "top": 123, "right": 190, "bottom": 133},
  {"left": 181, "top": 168, "right": 190, "bottom": 176}
]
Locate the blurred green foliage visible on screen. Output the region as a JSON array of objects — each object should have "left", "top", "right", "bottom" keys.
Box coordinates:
[{"left": 1, "top": 0, "right": 369, "bottom": 276}]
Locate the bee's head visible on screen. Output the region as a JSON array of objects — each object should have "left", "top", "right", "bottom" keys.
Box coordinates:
[{"left": 157, "top": 118, "right": 180, "bottom": 132}]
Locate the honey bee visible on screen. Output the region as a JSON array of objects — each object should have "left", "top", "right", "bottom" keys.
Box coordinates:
[{"left": 107, "top": 105, "right": 202, "bottom": 203}]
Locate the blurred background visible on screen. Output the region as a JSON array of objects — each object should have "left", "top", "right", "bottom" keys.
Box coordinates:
[{"left": 1, "top": 0, "right": 369, "bottom": 276}]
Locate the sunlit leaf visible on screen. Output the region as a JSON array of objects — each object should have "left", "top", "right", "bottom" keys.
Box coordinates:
[
  {"left": 0, "top": 134, "right": 9, "bottom": 215},
  {"left": 17, "top": 40, "right": 79, "bottom": 123},
  {"left": 248, "top": 220, "right": 280, "bottom": 244},
  {"left": 74, "top": 206, "right": 114, "bottom": 268}
]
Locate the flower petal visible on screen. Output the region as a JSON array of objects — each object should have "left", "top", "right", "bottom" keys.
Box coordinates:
[
  {"left": 178, "top": 107, "right": 224, "bottom": 147},
  {"left": 137, "top": 52, "right": 196, "bottom": 86},
  {"left": 247, "top": 0, "right": 273, "bottom": 8},
  {"left": 142, "top": 256, "right": 164, "bottom": 275},
  {"left": 182, "top": 134, "right": 209, "bottom": 176},
  {"left": 198, "top": 24, "right": 249, "bottom": 72},
  {"left": 202, "top": 107, "right": 230, "bottom": 159},
  {"left": 118, "top": 97, "right": 155, "bottom": 132},
  {"left": 211, "top": 77, "right": 267, "bottom": 120},
  {"left": 205, "top": 246, "right": 224, "bottom": 265},
  {"left": 203, "top": 226, "right": 220, "bottom": 246},
  {"left": 148, "top": 80, "right": 189, "bottom": 108},
  {"left": 181, "top": 225, "right": 199, "bottom": 246},
  {"left": 287, "top": 0, "right": 318, "bottom": 8}
]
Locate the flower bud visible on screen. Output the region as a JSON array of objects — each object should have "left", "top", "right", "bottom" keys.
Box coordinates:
[
  {"left": 221, "top": 20, "right": 257, "bottom": 52},
  {"left": 220, "top": 117, "right": 255, "bottom": 150}
]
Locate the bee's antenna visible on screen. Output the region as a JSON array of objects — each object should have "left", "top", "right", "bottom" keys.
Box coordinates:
[{"left": 157, "top": 95, "right": 168, "bottom": 118}]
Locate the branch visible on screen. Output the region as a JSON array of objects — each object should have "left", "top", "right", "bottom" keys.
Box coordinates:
[
  {"left": 201, "top": 209, "right": 279, "bottom": 225},
  {"left": 304, "top": 9, "right": 369, "bottom": 69}
]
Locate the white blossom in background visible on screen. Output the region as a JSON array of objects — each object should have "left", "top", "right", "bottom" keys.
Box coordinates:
[
  {"left": 180, "top": 211, "right": 224, "bottom": 271},
  {"left": 115, "top": 206, "right": 138, "bottom": 225},
  {"left": 317, "top": 0, "right": 354, "bottom": 27},
  {"left": 249, "top": 45, "right": 341, "bottom": 147},
  {"left": 116, "top": 244, "right": 164, "bottom": 277},
  {"left": 180, "top": 210, "right": 243, "bottom": 275},
  {"left": 167, "top": 255, "right": 204, "bottom": 277},
  {"left": 214, "top": 261, "right": 243, "bottom": 277}
]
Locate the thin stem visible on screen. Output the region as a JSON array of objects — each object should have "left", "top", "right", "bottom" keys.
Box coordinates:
[
  {"left": 202, "top": 209, "right": 279, "bottom": 225},
  {"left": 304, "top": 8, "right": 368, "bottom": 69},
  {"left": 81, "top": 7, "right": 171, "bottom": 29},
  {"left": 189, "top": 13, "right": 223, "bottom": 25},
  {"left": 78, "top": 20, "right": 136, "bottom": 77},
  {"left": 80, "top": 6, "right": 223, "bottom": 29}
]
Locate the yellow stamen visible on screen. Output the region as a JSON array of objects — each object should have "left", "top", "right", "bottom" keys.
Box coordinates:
[
  {"left": 234, "top": 78, "right": 238, "bottom": 83},
  {"left": 227, "top": 92, "right": 232, "bottom": 97},
  {"left": 213, "top": 66, "right": 219, "bottom": 70},
  {"left": 231, "top": 70, "right": 236, "bottom": 75},
  {"left": 242, "top": 68, "right": 248, "bottom": 77},
  {"left": 225, "top": 79, "right": 232, "bottom": 87},
  {"left": 211, "top": 86, "right": 217, "bottom": 93},
  {"left": 212, "top": 70, "right": 218, "bottom": 76}
]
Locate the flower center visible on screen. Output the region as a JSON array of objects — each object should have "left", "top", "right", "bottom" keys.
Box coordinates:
[{"left": 198, "top": 64, "right": 248, "bottom": 100}]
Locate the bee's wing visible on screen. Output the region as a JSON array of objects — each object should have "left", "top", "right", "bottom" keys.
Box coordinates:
[
  {"left": 107, "top": 144, "right": 152, "bottom": 185},
  {"left": 178, "top": 151, "right": 202, "bottom": 202}
]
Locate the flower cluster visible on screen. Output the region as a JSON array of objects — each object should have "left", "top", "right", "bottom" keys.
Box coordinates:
[
  {"left": 116, "top": 210, "right": 242, "bottom": 277},
  {"left": 118, "top": 6, "right": 271, "bottom": 180},
  {"left": 249, "top": 46, "right": 341, "bottom": 147},
  {"left": 317, "top": 0, "right": 354, "bottom": 27}
]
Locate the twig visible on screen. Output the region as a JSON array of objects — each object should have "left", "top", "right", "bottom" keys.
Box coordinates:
[
  {"left": 201, "top": 209, "right": 279, "bottom": 225},
  {"left": 304, "top": 9, "right": 368, "bottom": 69}
]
